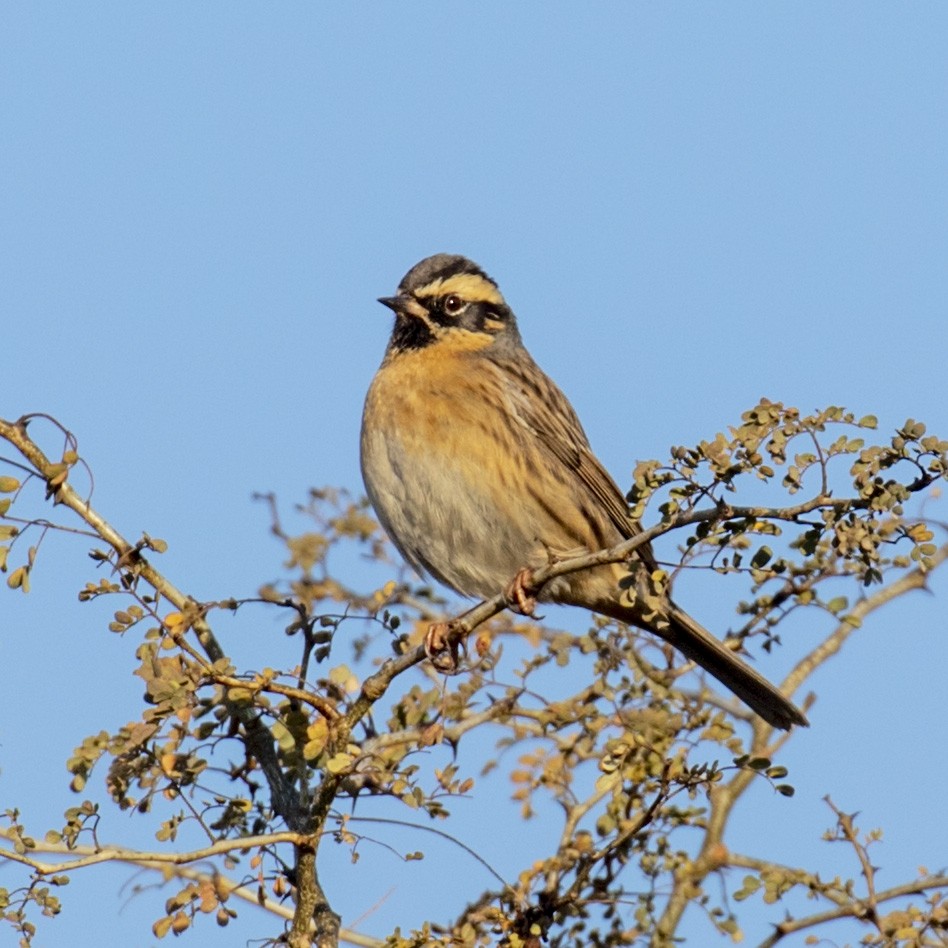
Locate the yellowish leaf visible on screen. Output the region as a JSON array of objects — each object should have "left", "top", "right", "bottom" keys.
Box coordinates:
[{"left": 326, "top": 752, "right": 353, "bottom": 774}]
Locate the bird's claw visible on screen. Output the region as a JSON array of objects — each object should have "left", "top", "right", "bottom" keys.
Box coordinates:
[
  {"left": 504, "top": 567, "right": 543, "bottom": 618},
  {"left": 424, "top": 620, "right": 467, "bottom": 673}
]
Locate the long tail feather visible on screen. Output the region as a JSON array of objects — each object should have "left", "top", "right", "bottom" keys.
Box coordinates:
[
  {"left": 599, "top": 599, "right": 808, "bottom": 730},
  {"left": 663, "top": 604, "right": 808, "bottom": 729}
]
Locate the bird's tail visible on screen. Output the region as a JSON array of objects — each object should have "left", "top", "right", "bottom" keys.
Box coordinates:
[
  {"left": 600, "top": 599, "right": 808, "bottom": 730},
  {"left": 664, "top": 603, "right": 807, "bottom": 729}
]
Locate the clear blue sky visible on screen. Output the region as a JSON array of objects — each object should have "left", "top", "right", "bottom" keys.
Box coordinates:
[{"left": 2, "top": 4, "right": 946, "bottom": 946}]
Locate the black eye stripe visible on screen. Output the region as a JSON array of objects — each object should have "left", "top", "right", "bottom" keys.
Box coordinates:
[
  {"left": 426, "top": 296, "right": 459, "bottom": 327},
  {"left": 419, "top": 297, "right": 513, "bottom": 334}
]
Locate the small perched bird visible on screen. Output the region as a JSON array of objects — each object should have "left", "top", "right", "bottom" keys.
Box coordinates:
[{"left": 361, "top": 254, "right": 807, "bottom": 730}]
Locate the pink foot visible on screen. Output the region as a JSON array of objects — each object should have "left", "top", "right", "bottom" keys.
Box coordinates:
[
  {"left": 424, "top": 620, "right": 466, "bottom": 672},
  {"left": 504, "top": 567, "right": 542, "bottom": 618}
]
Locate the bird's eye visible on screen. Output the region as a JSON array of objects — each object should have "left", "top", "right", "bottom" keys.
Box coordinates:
[{"left": 443, "top": 294, "right": 465, "bottom": 316}]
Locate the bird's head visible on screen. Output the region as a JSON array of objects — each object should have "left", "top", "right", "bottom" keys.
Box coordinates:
[{"left": 379, "top": 254, "right": 522, "bottom": 355}]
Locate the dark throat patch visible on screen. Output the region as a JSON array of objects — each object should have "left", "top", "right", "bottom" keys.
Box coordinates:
[{"left": 390, "top": 313, "right": 434, "bottom": 351}]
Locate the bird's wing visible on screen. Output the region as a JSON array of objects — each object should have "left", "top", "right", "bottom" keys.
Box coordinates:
[{"left": 503, "top": 353, "right": 657, "bottom": 566}]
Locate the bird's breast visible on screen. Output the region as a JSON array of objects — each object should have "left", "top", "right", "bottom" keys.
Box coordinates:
[{"left": 361, "top": 350, "right": 574, "bottom": 598}]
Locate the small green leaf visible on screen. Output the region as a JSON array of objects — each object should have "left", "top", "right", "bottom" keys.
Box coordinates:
[{"left": 825, "top": 596, "right": 849, "bottom": 615}]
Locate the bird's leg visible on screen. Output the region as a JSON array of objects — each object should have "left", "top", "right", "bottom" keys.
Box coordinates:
[
  {"left": 425, "top": 567, "right": 542, "bottom": 672},
  {"left": 504, "top": 566, "right": 541, "bottom": 617},
  {"left": 424, "top": 620, "right": 467, "bottom": 673}
]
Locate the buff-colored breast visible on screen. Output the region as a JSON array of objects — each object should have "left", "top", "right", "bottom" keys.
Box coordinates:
[{"left": 361, "top": 343, "right": 622, "bottom": 602}]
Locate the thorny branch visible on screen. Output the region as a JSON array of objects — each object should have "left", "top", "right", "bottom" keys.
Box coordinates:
[
  {"left": 652, "top": 543, "right": 948, "bottom": 946},
  {"left": 0, "top": 837, "right": 384, "bottom": 948},
  {"left": 757, "top": 874, "right": 948, "bottom": 947},
  {"left": 2, "top": 407, "right": 947, "bottom": 947},
  {"left": 0, "top": 416, "right": 334, "bottom": 943},
  {"left": 0, "top": 417, "right": 302, "bottom": 828},
  {"left": 0, "top": 830, "right": 309, "bottom": 875},
  {"left": 342, "top": 497, "right": 842, "bottom": 730}
]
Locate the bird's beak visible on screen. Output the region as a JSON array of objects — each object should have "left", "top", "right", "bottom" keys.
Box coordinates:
[
  {"left": 378, "top": 295, "right": 405, "bottom": 314},
  {"left": 378, "top": 294, "right": 426, "bottom": 318}
]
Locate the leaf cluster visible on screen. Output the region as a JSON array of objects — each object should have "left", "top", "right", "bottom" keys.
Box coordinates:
[{"left": 0, "top": 407, "right": 947, "bottom": 947}]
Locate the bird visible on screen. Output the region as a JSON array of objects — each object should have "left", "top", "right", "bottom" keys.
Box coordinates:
[{"left": 360, "top": 253, "right": 808, "bottom": 730}]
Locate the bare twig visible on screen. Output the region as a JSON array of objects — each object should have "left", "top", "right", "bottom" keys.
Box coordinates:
[
  {"left": 652, "top": 544, "right": 948, "bottom": 944},
  {"left": 783, "top": 541, "right": 948, "bottom": 697},
  {"left": 755, "top": 875, "right": 948, "bottom": 947},
  {"left": 824, "top": 796, "right": 880, "bottom": 927},
  {"left": 0, "top": 836, "right": 384, "bottom": 948},
  {"left": 0, "top": 830, "right": 308, "bottom": 875}
]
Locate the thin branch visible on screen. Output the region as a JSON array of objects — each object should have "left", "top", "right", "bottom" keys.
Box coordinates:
[
  {"left": 0, "top": 831, "right": 309, "bottom": 875},
  {"left": 1, "top": 514, "right": 101, "bottom": 540},
  {"left": 129, "top": 857, "right": 296, "bottom": 921},
  {"left": 340, "top": 494, "right": 852, "bottom": 737},
  {"left": 360, "top": 694, "right": 518, "bottom": 753},
  {"left": 560, "top": 776, "right": 670, "bottom": 908},
  {"left": 755, "top": 874, "right": 948, "bottom": 947},
  {"left": 782, "top": 541, "right": 948, "bottom": 699},
  {"left": 728, "top": 851, "right": 848, "bottom": 908},
  {"left": 0, "top": 416, "right": 302, "bottom": 828},
  {"left": 344, "top": 815, "right": 509, "bottom": 889},
  {"left": 824, "top": 796, "right": 880, "bottom": 927},
  {"left": 2, "top": 839, "right": 385, "bottom": 948},
  {"left": 209, "top": 671, "right": 341, "bottom": 722},
  {"left": 545, "top": 770, "right": 622, "bottom": 894},
  {"left": 652, "top": 543, "right": 948, "bottom": 943}
]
